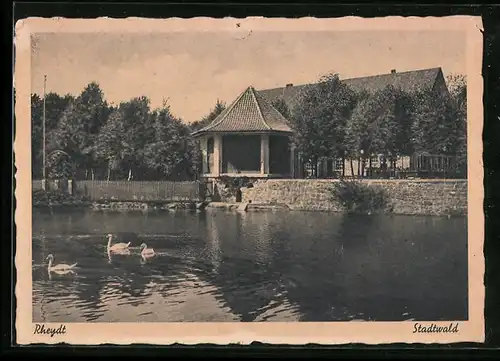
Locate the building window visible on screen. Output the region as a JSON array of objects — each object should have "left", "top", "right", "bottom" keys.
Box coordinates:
[
  {"left": 335, "top": 158, "right": 343, "bottom": 171},
  {"left": 305, "top": 162, "right": 314, "bottom": 177}
]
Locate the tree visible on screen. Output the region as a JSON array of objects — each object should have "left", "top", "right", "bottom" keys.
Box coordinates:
[
  {"left": 190, "top": 99, "right": 226, "bottom": 132},
  {"left": 31, "top": 94, "right": 44, "bottom": 178},
  {"left": 447, "top": 73, "right": 466, "bottom": 110},
  {"left": 31, "top": 91, "right": 76, "bottom": 179},
  {"left": 346, "top": 86, "right": 416, "bottom": 175},
  {"left": 271, "top": 97, "right": 292, "bottom": 120},
  {"left": 94, "top": 109, "right": 126, "bottom": 181},
  {"left": 46, "top": 150, "right": 74, "bottom": 179},
  {"left": 44, "top": 92, "right": 75, "bottom": 130},
  {"left": 51, "top": 82, "right": 111, "bottom": 179},
  {"left": 345, "top": 89, "right": 383, "bottom": 176},
  {"left": 142, "top": 104, "right": 194, "bottom": 180},
  {"left": 410, "top": 88, "right": 457, "bottom": 156},
  {"left": 389, "top": 89, "right": 415, "bottom": 158},
  {"left": 94, "top": 97, "right": 150, "bottom": 181},
  {"left": 118, "top": 96, "right": 152, "bottom": 180},
  {"left": 446, "top": 73, "right": 467, "bottom": 176},
  {"left": 291, "top": 73, "right": 358, "bottom": 177}
]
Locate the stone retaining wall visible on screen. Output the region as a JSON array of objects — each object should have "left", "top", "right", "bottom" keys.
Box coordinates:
[{"left": 238, "top": 179, "right": 467, "bottom": 216}]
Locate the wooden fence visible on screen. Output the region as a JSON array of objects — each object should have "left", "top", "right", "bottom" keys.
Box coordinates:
[{"left": 33, "top": 180, "right": 205, "bottom": 202}]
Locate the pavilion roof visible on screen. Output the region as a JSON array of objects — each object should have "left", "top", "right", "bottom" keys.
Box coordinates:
[{"left": 191, "top": 86, "right": 293, "bottom": 137}]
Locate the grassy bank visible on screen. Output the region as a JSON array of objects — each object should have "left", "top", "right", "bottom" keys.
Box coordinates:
[
  {"left": 91, "top": 200, "right": 207, "bottom": 211},
  {"left": 32, "top": 189, "right": 206, "bottom": 211}
]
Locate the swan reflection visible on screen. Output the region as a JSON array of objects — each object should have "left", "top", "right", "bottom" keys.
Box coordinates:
[{"left": 107, "top": 247, "right": 132, "bottom": 263}]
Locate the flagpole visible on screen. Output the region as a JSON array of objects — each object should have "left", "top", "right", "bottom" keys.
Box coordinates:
[{"left": 42, "top": 75, "right": 47, "bottom": 190}]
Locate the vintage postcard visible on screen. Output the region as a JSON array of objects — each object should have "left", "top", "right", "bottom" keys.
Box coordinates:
[{"left": 14, "top": 16, "right": 485, "bottom": 345}]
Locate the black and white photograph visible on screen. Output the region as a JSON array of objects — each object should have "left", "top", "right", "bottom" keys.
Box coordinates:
[{"left": 14, "top": 16, "right": 484, "bottom": 345}]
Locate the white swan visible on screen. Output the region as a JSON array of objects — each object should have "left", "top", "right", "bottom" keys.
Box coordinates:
[
  {"left": 107, "top": 234, "right": 131, "bottom": 252},
  {"left": 140, "top": 243, "right": 155, "bottom": 259},
  {"left": 46, "top": 254, "right": 78, "bottom": 274}
]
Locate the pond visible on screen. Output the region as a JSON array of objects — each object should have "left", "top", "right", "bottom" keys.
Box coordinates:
[{"left": 32, "top": 209, "right": 468, "bottom": 322}]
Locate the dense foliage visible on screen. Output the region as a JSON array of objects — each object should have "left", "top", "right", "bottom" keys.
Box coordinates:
[
  {"left": 288, "top": 74, "right": 358, "bottom": 178},
  {"left": 287, "top": 72, "right": 467, "bottom": 177},
  {"left": 32, "top": 189, "right": 90, "bottom": 208},
  {"left": 331, "top": 180, "right": 390, "bottom": 214},
  {"left": 30, "top": 83, "right": 225, "bottom": 181}
]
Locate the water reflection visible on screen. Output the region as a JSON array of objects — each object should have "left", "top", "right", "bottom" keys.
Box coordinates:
[
  {"left": 107, "top": 248, "right": 131, "bottom": 263},
  {"left": 33, "top": 210, "right": 468, "bottom": 322},
  {"left": 204, "top": 211, "right": 222, "bottom": 274}
]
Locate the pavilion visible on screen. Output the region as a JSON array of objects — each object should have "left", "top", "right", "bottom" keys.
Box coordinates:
[{"left": 190, "top": 86, "right": 297, "bottom": 179}]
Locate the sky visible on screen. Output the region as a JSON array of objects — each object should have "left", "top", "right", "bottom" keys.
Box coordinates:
[{"left": 31, "top": 30, "right": 466, "bottom": 123}]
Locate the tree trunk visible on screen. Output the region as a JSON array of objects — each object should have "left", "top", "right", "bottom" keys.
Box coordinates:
[
  {"left": 128, "top": 168, "right": 132, "bottom": 181},
  {"left": 91, "top": 168, "right": 95, "bottom": 180},
  {"left": 368, "top": 157, "right": 372, "bottom": 178},
  {"left": 357, "top": 157, "right": 360, "bottom": 177},
  {"left": 350, "top": 158, "right": 355, "bottom": 177},
  {"left": 107, "top": 165, "right": 111, "bottom": 182},
  {"left": 85, "top": 169, "right": 88, "bottom": 180}
]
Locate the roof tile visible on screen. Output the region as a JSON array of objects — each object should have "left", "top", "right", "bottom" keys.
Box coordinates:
[{"left": 192, "top": 86, "right": 293, "bottom": 135}]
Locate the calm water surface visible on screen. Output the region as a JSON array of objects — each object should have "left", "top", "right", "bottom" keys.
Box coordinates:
[{"left": 32, "top": 209, "right": 468, "bottom": 322}]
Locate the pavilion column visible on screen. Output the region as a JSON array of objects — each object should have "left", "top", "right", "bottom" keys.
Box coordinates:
[
  {"left": 213, "top": 134, "right": 223, "bottom": 176},
  {"left": 201, "top": 137, "right": 208, "bottom": 174},
  {"left": 260, "top": 134, "right": 270, "bottom": 175}
]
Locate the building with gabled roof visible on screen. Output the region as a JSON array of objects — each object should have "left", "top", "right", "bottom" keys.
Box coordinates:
[
  {"left": 257, "top": 67, "right": 449, "bottom": 115},
  {"left": 255, "top": 67, "right": 452, "bottom": 178}
]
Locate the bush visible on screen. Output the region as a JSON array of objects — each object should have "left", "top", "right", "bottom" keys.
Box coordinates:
[
  {"left": 215, "top": 176, "right": 253, "bottom": 201},
  {"left": 32, "top": 189, "right": 90, "bottom": 208},
  {"left": 331, "top": 180, "right": 390, "bottom": 214}
]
